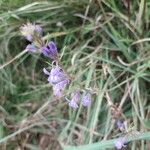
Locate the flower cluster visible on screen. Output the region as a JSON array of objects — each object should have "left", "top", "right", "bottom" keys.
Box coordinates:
[
  {"left": 21, "top": 22, "right": 92, "bottom": 109},
  {"left": 20, "top": 23, "right": 44, "bottom": 53},
  {"left": 21, "top": 23, "right": 59, "bottom": 60}
]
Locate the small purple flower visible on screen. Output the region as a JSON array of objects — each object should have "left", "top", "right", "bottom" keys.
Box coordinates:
[
  {"left": 20, "top": 23, "right": 43, "bottom": 42},
  {"left": 69, "top": 100, "right": 78, "bottom": 109},
  {"left": 42, "top": 41, "right": 58, "bottom": 60},
  {"left": 116, "top": 120, "right": 125, "bottom": 131},
  {"left": 26, "top": 44, "right": 37, "bottom": 52},
  {"left": 43, "top": 65, "right": 70, "bottom": 97},
  {"left": 68, "top": 92, "right": 80, "bottom": 109},
  {"left": 43, "top": 66, "right": 66, "bottom": 84},
  {"left": 43, "top": 68, "right": 50, "bottom": 75},
  {"left": 71, "top": 92, "right": 80, "bottom": 103},
  {"left": 53, "top": 79, "right": 69, "bottom": 97},
  {"left": 115, "top": 137, "right": 127, "bottom": 149},
  {"left": 49, "top": 66, "right": 66, "bottom": 84},
  {"left": 81, "top": 93, "right": 91, "bottom": 107},
  {"left": 50, "top": 65, "right": 64, "bottom": 78}
]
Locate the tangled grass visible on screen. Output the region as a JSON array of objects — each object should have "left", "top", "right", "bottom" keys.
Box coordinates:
[{"left": 0, "top": 0, "right": 150, "bottom": 149}]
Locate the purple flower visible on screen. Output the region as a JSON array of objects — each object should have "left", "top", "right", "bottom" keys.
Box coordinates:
[
  {"left": 116, "top": 120, "right": 125, "bottom": 131},
  {"left": 50, "top": 65, "right": 64, "bottom": 78},
  {"left": 20, "top": 23, "right": 43, "bottom": 42},
  {"left": 53, "top": 79, "right": 69, "bottom": 97},
  {"left": 43, "top": 65, "right": 70, "bottom": 97},
  {"left": 43, "top": 66, "right": 65, "bottom": 84},
  {"left": 42, "top": 41, "right": 58, "bottom": 60},
  {"left": 26, "top": 44, "right": 37, "bottom": 52},
  {"left": 49, "top": 66, "right": 66, "bottom": 84},
  {"left": 115, "top": 137, "right": 127, "bottom": 149},
  {"left": 81, "top": 93, "right": 91, "bottom": 107},
  {"left": 71, "top": 92, "right": 80, "bottom": 102},
  {"left": 68, "top": 92, "right": 80, "bottom": 109},
  {"left": 69, "top": 100, "right": 78, "bottom": 109}
]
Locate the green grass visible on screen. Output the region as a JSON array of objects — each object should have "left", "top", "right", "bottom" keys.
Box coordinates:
[{"left": 0, "top": 0, "right": 150, "bottom": 150}]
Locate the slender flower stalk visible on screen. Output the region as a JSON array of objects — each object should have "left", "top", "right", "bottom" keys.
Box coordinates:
[{"left": 0, "top": 49, "right": 27, "bottom": 70}]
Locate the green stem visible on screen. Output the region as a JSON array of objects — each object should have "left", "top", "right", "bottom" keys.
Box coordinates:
[{"left": 0, "top": 49, "right": 27, "bottom": 70}]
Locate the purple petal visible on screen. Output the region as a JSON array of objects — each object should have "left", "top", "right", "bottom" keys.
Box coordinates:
[
  {"left": 48, "top": 41, "right": 57, "bottom": 54},
  {"left": 48, "top": 74, "right": 62, "bottom": 85},
  {"left": 71, "top": 91, "right": 80, "bottom": 103},
  {"left": 50, "top": 65, "right": 63, "bottom": 77},
  {"left": 42, "top": 47, "right": 49, "bottom": 56},
  {"left": 53, "top": 80, "right": 69, "bottom": 97},
  {"left": 81, "top": 93, "right": 91, "bottom": 107},
  {"left": 69, "top": 100, "right": 78, "bottom": 109},
  {"left": 67, "top": 91, "right": 80, "bottom": 109},
  {"left": 53, "top": 87, "right": 62, "bottom": 97},
  {"left": 44, "top": 65, "right": 69, "bottom": 85},
  {"left": 43, "top": 68, "right": 50, "bottom": 75},
  {"left": 42, "top": 41, "right": 58, "bottom": 59},
  {"left": 115, "top": 137, "right": 127, "bottom": 149},
  {"left": 49, "top": 66, "right": 67, "bottom": 84}
]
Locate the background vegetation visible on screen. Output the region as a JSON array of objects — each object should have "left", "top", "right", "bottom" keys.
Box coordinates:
[{"left": 0, "top": 0, "right": 150, "bottom": 149}]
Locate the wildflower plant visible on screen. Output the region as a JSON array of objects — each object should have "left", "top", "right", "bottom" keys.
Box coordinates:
[
  {"left": 20, "top": 22, "right": 92, "bottom": 109},
  {"left": 21, "top": 22, "right": 132, "bottom": 149},
  {"left": 0, "top": 1, "right": 149, "bottom": 149},
  {"left": 19, "top": 21, "right": 146, "bottom": 150}
]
